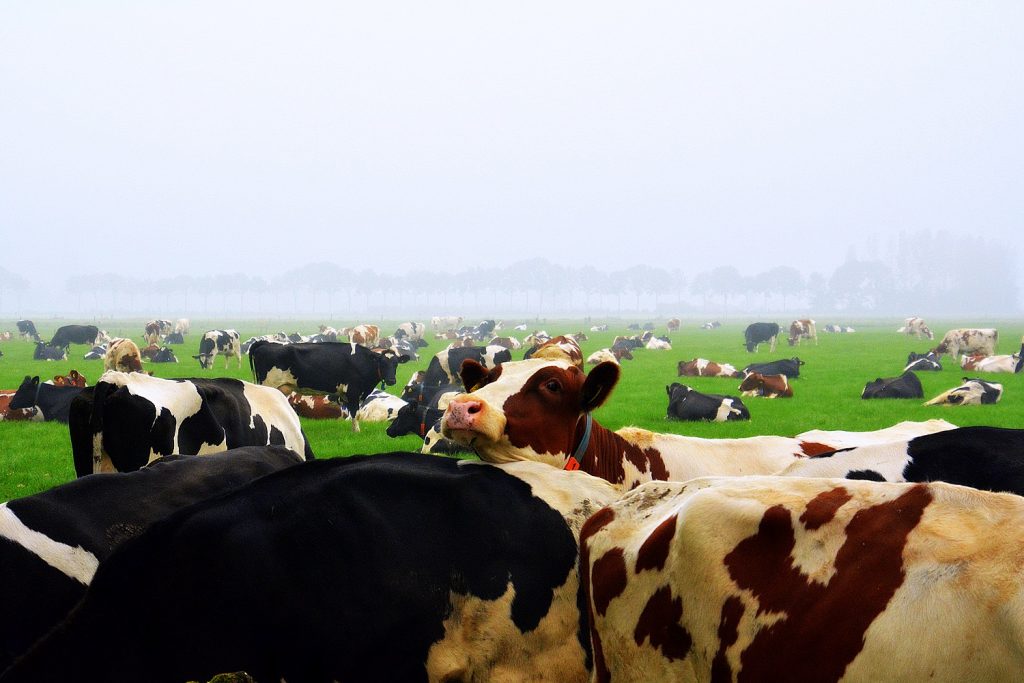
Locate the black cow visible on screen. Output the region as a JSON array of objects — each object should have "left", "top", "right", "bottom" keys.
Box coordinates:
[
  {"left": 163, "top": 331, "right": 184, "bottom": 345},
  {"left": 69, "top": 372, "right": 313, "bottom": 477},
  {"left": 83, "top": 344, "right": 107, "bottom": 360},
  {"left": 150, "top": 347, "right": 178, "bottom": 363},
  {"left": 422, "top": 345, "right": 511, "bottom": 387},
  {"left": 2, "top": 453, "right": 618, "bottom": 683},
  {"left": 862, "top": 370, "right": 923, "bottom": 399},
  {"left": 49, "top": 324, "right": 99, "bottom": 349},
  {"left": 665, "top": 383, "right": 750, "bottom": 422},
  {"left": 386, "top": 383, "right": 462, "bottom": 440},
  {"left": 16, "top": 320, "right": 40, "bottom": 342},
  {"left": 743, "top": 357, "right": 804, "bottom": 378},
  {"left": 249, "top": 341, "right": 409, "bottom": 432},
  {"left": 33, "top": 342, "right": 67, "bottom": 361},
  {"left": 0, "top": 447, "right": 302, "bottom": 670},
  {"left": 744, "top": 322, "right": 781, "bottom": 352},
  {"left": 8, "top": 376, "right": 84, "bottom": 422},
  {"left": 904, "top": 351, "right": 942, "bottom": 372},
  {"left": 193, "top": 329, "right": 241, "bottom": 369}
]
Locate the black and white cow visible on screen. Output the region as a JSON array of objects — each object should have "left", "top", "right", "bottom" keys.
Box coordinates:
[
  {"left": 665, "top": 383, "right": 750, "bottom": 422},
  {"left": 354, "top": 389, "right": 408, "bottom": 423},
  {"left": 862, "top": 371, "right": 924, "bottom": 399},
  {"left": 16, "top": 320, "right": 40, "bottom": 342},
  {"left": 248, "top": 341, "right": 409, "bottom": 432},
  {"left": 33, "top": 342, "right": 67, "bottom": 361},
  {"left": 387, "top": 383, "right": 462, "bottom": 442},
  {"left": 193, "top": 329, "right": 241, "bottom": 369},
  {"left": 163, "top": 332, "right": 184, "bottom": 345},
  {"left": 744, "top": 322, "right": 780, "bottom": 352},
  {"left": 904, "top": 351, "right": 942, "bottom": 372},
  {"left": 49, "top": 325, "right": 100, "bottom": 349},
  {"left": 83, "top": 344, "right": 107, "bottom": 361},
  {"left": 394, "top": 321, "right": 427, "bottom": 344},
  {"left": 150, "top": 347, "right": 178, "bottom": 363},
  {"left": 69, "top": 371, "right": 313, "bottom": 477},
  {"left": 2, "top": 453, "right": 620, "bottom": 683},
  {"left": 0, "top": 447, "right": 302, "bottom": 671},
  {"left": 8, "top": 376, "right": 85, "bottom": 422},
  {"left": 925, "top": 377, "right": 1004, "bottom": 406},
  {"left": 422, "top": 345, "right": 512, "bottom": 387},
  {"left": 743, "top": 357, "right": 804, "bottom": 378}
]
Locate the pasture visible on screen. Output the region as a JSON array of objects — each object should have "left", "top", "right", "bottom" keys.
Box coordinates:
[{"left": 2, "top": 317, "right": 1022, "bottom": 502}]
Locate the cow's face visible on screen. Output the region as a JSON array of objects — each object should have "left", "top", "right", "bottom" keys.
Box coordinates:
[
  {"left": 374, "top": 350, "right": 410, "bottom": 386},
  {"left": 9, "top": 376, "right": 40, "bottom": 411},
  {"left": 738, "top": 373, "right": 764, "bottom": 395},
  {"left": 441, "top": 359, "right": 619, "bottom": 466}
]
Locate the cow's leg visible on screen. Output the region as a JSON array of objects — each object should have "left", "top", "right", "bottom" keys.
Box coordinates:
[
  {"left": 347, "top": 391, "right": 361, "bottom": 433},
  {"left": 769, "top": 335, "right": 777, "bottom": 353}
]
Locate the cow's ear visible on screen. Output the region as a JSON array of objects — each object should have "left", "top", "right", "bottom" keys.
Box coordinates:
[
  {"left": 397, "top": 354, "right": 410, "bottom": 364},
  {"left": 459, "top": 359, "right": 488, "bottom": 392},
  {"left": 31, "top": 376, "right": 40, "bottom": 386},
  {"left": 581, "top": 362, "right": 619, "bottom": 412}
]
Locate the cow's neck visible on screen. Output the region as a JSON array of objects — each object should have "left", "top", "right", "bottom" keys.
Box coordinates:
[{"left": 570, "top": 416, "right": 658, "bottom": 488}]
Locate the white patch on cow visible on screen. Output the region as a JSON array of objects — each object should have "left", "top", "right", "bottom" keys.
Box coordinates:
[
  {"left": 779, "top": 441, "right": 916, "bottom": 481},
  {"left": 335, "top": 383, "right": 348, "bottom": 395},
  {"left": 240, "top": 381, "right": 308, "bottom": 457},
  {"left": 355, "top": 390, "right": 408, "bottom": 422},
  {"left": 482, "top": 345, "right": 507, "bottom": 369},
  {"left": 796, "top": 420, "right": 957, "bottom": 449},
  {"left": 0, "top": 504, "right": 100, "bottom": 585},
  {"left": 715, "top": 399, "right": 736, "bottom": 422},
  {"left": 263, "top": 366, "right": 299, "bottom": 393}
]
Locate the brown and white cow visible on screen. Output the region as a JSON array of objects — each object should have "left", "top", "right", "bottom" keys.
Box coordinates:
[
  {"left": 666, "top": 318, "right": 681, "bottom": 332},
  {"left": 0, "top": 391, "right": 39, "bottom": 421},
  {"left": 898, "top": 316, "right": 934, "bottom": 340},
  {"left": 49, "top": 370, "right": 88, "bottom": 388},
  {"left": 587, "top": 347, "right": 634, "bottom": 366},
  {"left": 104, "top": 338, "right": 144, "bottom": 374},
  {"left": 738, "top": 372, "right": 792, "bottom": 398},
  {"left": 787, "top": 319, "right": 817, "bottom": 346},
  {"left": 527, "top": 335, "right": 584, "bottom": 368},
  {"left": 677, "top": 358, "right": 742, "bottom": 378},
  {"left": 934, "top": 328, "right": 998, "bottom": 358},
  {"left": 960, "top": 347, "right": 1022, "bottom": 374},
  {"left": 288, "top": 392, "right": 349, "bottom": 419},
  {"left": 581, "top": 476, "right": 1024, "bottom": 682},
  {"left": 344, "top": 324, "right": 380, "bottom": 348}
]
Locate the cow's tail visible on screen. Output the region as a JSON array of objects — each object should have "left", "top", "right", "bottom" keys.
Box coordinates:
[{"left": 248, "top": 340, "right": 266, "bottom": 383}]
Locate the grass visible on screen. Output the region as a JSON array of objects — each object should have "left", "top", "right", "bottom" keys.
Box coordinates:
[{"left": 2, "top": 317, "right": 1023, "bottom": 502}]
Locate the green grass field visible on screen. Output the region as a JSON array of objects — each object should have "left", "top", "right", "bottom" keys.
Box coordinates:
[{"left": 2, "top": 317, "right": 1022, "bottom": 502}]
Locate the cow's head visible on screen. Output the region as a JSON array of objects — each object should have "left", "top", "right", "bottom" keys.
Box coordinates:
[
  {"left": 665, "top": 383, "right": 692, "bottom": 403},
  {"left": 9, "top": 376, "right": 41, "bottom": 411},
  {"left": 372, "top": 349, "right": 410, "bottom": 386},
  {"left": 738, "top": 372, "right": 765, "bottom": 396},
  {"left": 441, "top": 359, "right": 619, "bottom": 467},
  {"left": 192, "top": 337, "right": 216, "bottom": 368}
]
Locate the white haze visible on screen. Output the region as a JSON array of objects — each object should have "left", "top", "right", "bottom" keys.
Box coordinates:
[{"left": 1, "top": 1, "right": 1022, "bottom": 310}]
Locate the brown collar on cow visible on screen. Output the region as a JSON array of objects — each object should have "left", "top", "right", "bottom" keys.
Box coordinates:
[{"left": 564, "top": 413, "right": 593, "bottom": 471}]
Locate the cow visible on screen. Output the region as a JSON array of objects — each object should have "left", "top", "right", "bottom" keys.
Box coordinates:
[
  {"left": 590, "top": 324, "right": 609, "bottom": 332},
  {"left": 677, "top": 358, "right": 742, "bottom": 378},
  {"left": 387, "top": 383, "right": 462, "bottom": 444},
  {"left": 16, "top": 319, "right": 40, "bottom": 342},
  {"left": 904, "top": 351, "right": 942, "bottom": 372},
  {"left": 355, "top": 389, "right": 408, "bottom": 422},
  {"left": 49, "top": 370, "right": 87, "bottom": 388},
  {"left": 579, "top": 475, "right": 1024, "bottom": 683},
  {"left": 173, "top": 318, "right": 190, "bottom": 335},
  {"left": 701, "top": 321, "right": 721, "bottom": 330},
  {"left": 32, "top": 342, "right": 67, "bottom": 361},
  {"left": 394, "top": 321, "right": 426, "bottom": 343},
  {"left": 2, "top": 453, "right": 620, "bottom": 683},
  {"left": 787, "top": 319, "right": 817, "bottom": 346},
  {"left": 525, "top": 335, "right": 585, "bottom": 368},
  {"left": 795, "top": 419, "right": 957, "bottom": 450},
  {"left": 666, "top": 383, "right": 749, "bottom": 422},
  {"left": 163, "top": 332, "right": 185, "bottom": 345},
  {"left": 926, "top": 377, "right": 1003, "bottom": 406},
  {"left": 241, "top": 333, "right": 288, "bottom": 355},
  {"left": 193, "top": 329, "right": 242, "bottom": 369},
  {"left": 288, "top": 392, "right": 348, "bottom": 420},
  {"left": 143, "top": 320, "right": 168, "bottom": 345},
  {"left": 862, "top": 370, "right": 923, "bottom": 399},
  {"left": 83, "top": 344, "right": 106, "bottom": 360},
  {"left": 0, "top": 447, "right": 302, "bottom": 671},
  {"left": 743, "top": 357, "right": 804, "bottom": 379},
  {"left": 666, "top": 318, "right": 681, "bottom": 332},
  {"left": 738, "top": 372, "right": 793, "bottom": 398},
  {"left": 611, "top": 335, "right": 643, "bottom": 351},
  {"left": 374, "top": 336, "right": 420, "bottom": 360},
  {"left": 431, "top": 315, "right": 463, "bottom": 331},
  {"left": 422, "top": 345, "right": 511, "bottom": 387},
  {"left": 315, "top": 325, "right": 338, "bottom": 342},
  {"left": 645, "top": 337, "right": 672, "bottom": 351},
  {"left": 343, "top": 324, "right": 380, "bottom": 348},
  {"left": 627, "top": 323, "right": 641, "bottom": 331},
  {"left": 248, "top": 341, "right": 409, "bottom": 432},
  {"left": 825, "top": 323, "right": 856, "bottom": 334},
  {"left": 8, "top": 376, "right": 85, "bottom": 422},
  {"left": 744, "top": 322, "right": 780, "bottom": 353},
  {"left": 586, "top": 347, "right": 634, "bottom": 366},
  {"left": 489, "top": 336, "right": 522, "bottom": 350},
  {"left": 570, "top": 332, "right": 588, "bottom": 343},
  {"left": 0, "top": 391, "right": 38, "bottom": 422},
  {"left": 70, "top": 371, "right": 313, "bottom": 476},
  {"left": 934, "top": 328, "right": 998, "bottom": 358},
  {"left": 104, "top": 338, "right": 144, "bottom": 374},
  {"left": 961, "top": 346, "right": 1023, "bottom": 373},
  {"left": 899, "top": 316, "right": 934, "bottom": 339},
  {"left": 0, "top": 332, "right": 10, "bottom": 341},
  {"left": 150, "top": 347, "right": 178, "bottom": 363}
]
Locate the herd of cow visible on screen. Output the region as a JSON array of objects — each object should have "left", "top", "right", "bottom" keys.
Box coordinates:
[{"left": 2, "top": 314, "right": 1024, "bottom": 681}]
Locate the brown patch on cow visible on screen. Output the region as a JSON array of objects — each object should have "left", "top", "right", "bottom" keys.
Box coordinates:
[
  {"left": 503, "top": 366, "right": 591, "bottom": 458},
  {"left": 590, "top": 548, "right": 628, "bottom": 617},
  {"left": 636, "top": 515, "right": 677, "bottom": 573},
  {"left": 799, "top": 487, "right": 853, "bottom": 531},
  {"left": 724, "top": 485, "right": 932, "bottom": 682},
  {"left": 710, "top": 596, "right": 744, "bottom": 683},
  {"left": 578, "top": 425, "right": 668, "bottom": 487},
  {"left": 798, "top": 441, "right": 833, "bottom": 457},
  {"left": 633, "top": 585, "right": 692, "bottom": 661},
  {"left": 579, "top": 508, "right": 617, "bottom": 683}
]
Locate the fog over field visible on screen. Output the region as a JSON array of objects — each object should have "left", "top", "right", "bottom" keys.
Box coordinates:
[{"left": 2, "top": 2, "right": 1021, "bottom": 316}]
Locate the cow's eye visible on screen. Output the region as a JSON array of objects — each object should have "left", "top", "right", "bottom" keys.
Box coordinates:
[{"left": 545, "top": 380, "right": 561, "bottom": 393}]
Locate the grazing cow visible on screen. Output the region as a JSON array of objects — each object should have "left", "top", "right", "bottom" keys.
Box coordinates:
[
  {"left": 701, "top": 321, "right": 721, "bottom": 330},
  {"left": 422, "top": 345, "right": 511, "bottom": 387},
  {"left": 0, "top": 447, "right": 302, "bottom": 671},
  {"left": 163, "top": 331, "right": 184, "bottom": 345},
  {"left": 431, "top": 315, "right": 463, "bottom": 331},
  {"left": 862, "top": 370, "right": 923, "bottom": 399},
  {"left": 49, "top": 370, "right": 87, "bottom": 388},
  {"left": 961, "top": 346, "right": 1023, "bottom": 373},
  {"left": 343, "top": 324, "right": 380, "bottom": 348},
  {"left": 248, "top": 341, "right": 409, "bottom": 432},
  {"left": 193, "top": 329, "right": 242, "bottom": 369},
  {"left": 8, "top": 376, "right": 85, "bottom": 422},
  {"left": 525, "top": 335, "right": 585, "bottom": 368},
  {"left": 926, "top": 377, "right": 1003, "bottom": 406},
  {"left": 173, "top": 318, "right": 190, "bottom": 335},
  {"left": 666, "top": 383, "right": 749, "bottom": 422},
  {"left": 579, "top": 475, "right": 1024, "bottom": 683},
  {"left": 744, "top": 322, "right": 780, "bottom": 353},
  {"left": 586, "top": 347, "right": 634, "bottom": 366},
  {"left": 738, "top": 372, "right": 793, "bottom": 398},
  {"left": 3, "top": 453, "right": 620, "bottom": 683},
  {"left": 16, "top": 319, "right": 40, "bottom": 342},
  {"left": 0, "top": 392, "right": 38, "bottom": 422},
  {"left": 288, "top": 392, "right": 348, "bottom": 420},
  {"left": 904, "top": 351, "right": 942, "bottom": 372},
  {"left": 441, "top": 359, "right": 817, "bottom": 490},
  {"left": 677, "top": 358, "right": 741, "bottom": 378},
  {"left": 645, "top": 337, "right": 672, "bottom": 351},
  {"left": 934, "top": 328, "right": 998, "bottom": 358},
  {"left": 666, "top": 318, "right": 681, "bottom": 332},
  {"left": 590, "top": 324, "right": 609, "bottom": 332},
  {"left": 488, "top": 336, "right": 522, "bottom": 350},
  {"left": 83, "top": 344, "right": 106, "bottom": 360},
  {"left": 70, "top": 371, "right": 313, "bottom": 476},
  {"left": 32, "top": 342, "right": 67, "bottom": 361},
  {"left": 104, "top": 338, "right": 144, "bottom": 374},
  {"left": 743, "top": 357, "right": 804, "bottom": 378},
  {"left": 899, "top": 316, "right": 934, "bottom": 339},
  {"left": 787, "top": 318, "right": 817, "bottom": 346},
  {"left": 355, "top": 389, "right": 408, "bottom": 422}
]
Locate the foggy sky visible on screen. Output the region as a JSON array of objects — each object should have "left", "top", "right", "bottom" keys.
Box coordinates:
[{"left": 2, "top": 2, "right": 1022, "bottom": 282}]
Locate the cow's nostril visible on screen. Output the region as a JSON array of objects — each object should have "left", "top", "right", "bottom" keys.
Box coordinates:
[{"left": 467, "top": 403, "right": 480, "bottom": 414}]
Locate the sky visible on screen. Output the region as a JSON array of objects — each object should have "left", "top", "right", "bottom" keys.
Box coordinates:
[{"left": 2, "top": 1, "right": 1022, "bottom": 281}]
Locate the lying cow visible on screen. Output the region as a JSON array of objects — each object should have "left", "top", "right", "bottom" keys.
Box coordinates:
[
  {"left": 934, "top": 328, "right": 998, "bottom": 358},
  {"left": 743, "top": 357, "right": 804, "bottom": 378},
  {"left": 33, "top": 342, "right": 67, "bottom": 361},
  {"left": 677, "top": 358, "right": 741, "bottom": 378},
  {"left": 355, "top": 389, "right": 408, "bottom": 422},
  {"left": 0, "top": 391, "right": 38, "bottom": 422},
  {"left": 925, "top": 377, "right": 1003, "bottom": 406},
  {"left": 83, "top": 344, "right": 107, "bottom": 360},
  {"left": 104, "top": 338, "right": 143, "bottom": 373},
  {"left": 645, "top": 336, "right": 672, "bottom": 351},
  {"left": 904, "top": 351, "right": 942, "bottom": 372},
  {"left": 49, "top": 370, "right": 87, "bottom": 388},
  {"left": 524, "top": 336, "right": 584, "bottom": 368},
  {"left": 586, "top": 347, "right": 633, "bottom": 366},
  {"left": 163, "top": 332, "right": 185, "bottom": 345},
  {"left": 288, "top": 392, "right": 349, "bottom": 419},
  {"left": 8, "top": 376, "right": 85, "bottom": 422},
  {"left": 666, "top": 383, "right": 749, "bottom": 422},
  {"left": 862, "top": 371, "right": 923, "bottom": 399},
  {"left": 738, "top": 372, "right": 793, "bottom": 398},
  {"left": 961, "top": 346, "right": 1023, "bottom": 373}
]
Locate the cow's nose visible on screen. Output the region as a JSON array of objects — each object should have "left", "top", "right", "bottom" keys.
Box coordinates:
[{"left": 446, "top": 400, "right": 483, "bottom": 431}]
